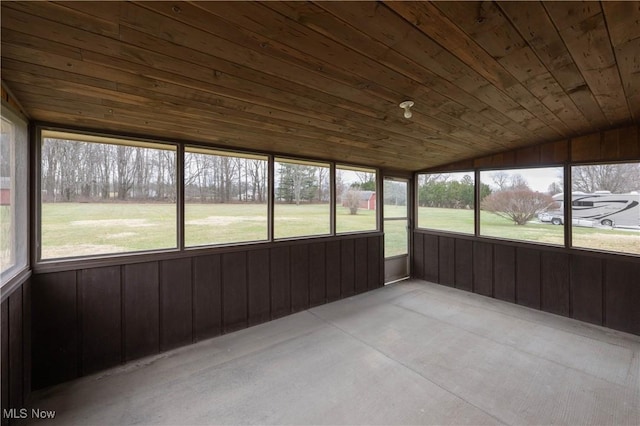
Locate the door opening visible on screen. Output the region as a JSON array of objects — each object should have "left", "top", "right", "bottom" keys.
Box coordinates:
[{"left": 383, "top": 177, "right": 409, "bottom": 283}]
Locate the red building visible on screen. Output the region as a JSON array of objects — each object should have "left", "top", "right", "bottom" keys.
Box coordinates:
[{"left": 342, "top": 190, "right": 376, "bottom": 210}]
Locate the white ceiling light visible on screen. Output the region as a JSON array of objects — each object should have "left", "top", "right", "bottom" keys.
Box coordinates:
[{"left": 399, "top": 100, "right": 414, "bottom": 119}]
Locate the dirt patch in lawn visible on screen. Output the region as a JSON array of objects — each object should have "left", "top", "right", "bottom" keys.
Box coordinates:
[
  {"left": 186, "top": 216, "right": 267, "bottom": 226},
  {"left": 105, "top": 232, "right": 137, "bottom": 239},
  {"left": 71, "top": 219, "right": 154, "bottom": 227}
]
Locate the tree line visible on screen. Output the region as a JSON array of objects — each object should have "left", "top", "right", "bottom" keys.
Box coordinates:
[
  {"left": 185, "top": 152, "right": 268, "bottom": 203},
  {"left": 41, "top": 139, "right": 375, "bottom": 206},
  {"left": 418, "top": 174, "right": 491, "bottom": 209},
  {"left": 42, "top": 139, "right": 176, "bottom": 202},
  {"left": 42, "top": 139, "right": 270, "bottom": 204}
]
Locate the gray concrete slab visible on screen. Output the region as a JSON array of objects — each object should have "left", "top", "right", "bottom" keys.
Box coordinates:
[{"left": 27, "top": 280, "right": 640, "bottom": 425}]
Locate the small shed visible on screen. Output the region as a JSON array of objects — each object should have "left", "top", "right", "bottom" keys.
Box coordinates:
[
  {"left": 0, "top": 177, "right": 10, "bottom": 205},
  {"left": 342, "top": 190, "right": 376, "bottom": 210}
]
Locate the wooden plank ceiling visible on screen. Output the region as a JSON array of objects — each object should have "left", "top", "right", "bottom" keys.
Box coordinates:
[{"left": 1, "top": 1, "right": 638, "bottom": 171}]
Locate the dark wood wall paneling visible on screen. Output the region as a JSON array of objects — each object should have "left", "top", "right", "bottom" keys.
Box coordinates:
[
  {"left": 413, "top": 231, "right": 640, "bottom": 337},
  {"left": 31, "top": 235, "right": 383, "bottom": 390},
  {"left": 428, "top": 124, "right": 639, "bottom": 173},
  {"left": 1, "top": 277, "right": 30, "bottom": 425},
  {"left": 438, "top": 237, "right": 455, "bottom": 287}
]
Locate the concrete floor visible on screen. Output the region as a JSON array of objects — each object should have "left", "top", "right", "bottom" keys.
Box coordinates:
[{"left": 28, "top": 280, "right": 640, "bottom": 425}]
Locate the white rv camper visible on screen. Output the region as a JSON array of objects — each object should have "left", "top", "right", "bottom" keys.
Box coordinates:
[{"left": 541, "top": 191, "right": 640, "bottom": 227}]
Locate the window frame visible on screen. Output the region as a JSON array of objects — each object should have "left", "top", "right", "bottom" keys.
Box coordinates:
[
  {"left": 183, "top": 145, "right": 270, "bottom": 248},
  {"left": 568, "top": 160, "right": 640, "bottom": 256},
  {"left": 477, "top": 165, "right": 565, "bottom": 246},
  {"left": 33, "top": 125, "right": 382, "bottom": 270},
  {"left": 0, "top": 102, "right": 29, "bottom": 287},
  {"left": 335, "top": 164, "right": 379, "bottom": 235},
  {"left": 415, "top": 170, "right": 476, "bottom": 236},
  {"left": 36, "top": 127, "right": 182, "bottom": 262},
  {"left": 273, "top": 156, "right": 332, "bottom": 240},
  {"left": 415, "top": 161, "right": 639, "bottom": 259}
]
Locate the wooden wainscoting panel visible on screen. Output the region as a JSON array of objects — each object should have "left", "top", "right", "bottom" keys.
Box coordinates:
[
  {"left": 270, "top": 246, "right": 291, "bottom": 319},
  {"left": 222, "top": 252, "right": 248, "bottom": 332},
  {"left": 326, "top": 241, "right": 341, "bottom": 301},
  {"left": 247, "top": 249, "right": 270, "bottom": 326},
  {"left": 309, "top": 242, "right": 327, "bottom": 306},
  {"left": 160, "top": 258, "right": 193, "bottom": 350},
  {"left": 438, "top": 236, "right": 455, "bottom": 287},
  {"left": 541, "top": 252, "right": 570, "bottom": 316},
  {"left": 570, "top": 255, "right": 603, "bottom": 326},
  {"left": 354, "top": 238, "right": 368, "bottom": 294},
  {"left": 367, "top": 236, "right": 382, "bottom": 290},
  {"left": 123, "top": 262, "right": 159, "bottom": 361},
  {"left": 193, "top": 255, "right": 222, "bottom": 339},
  {"left": 516, "top": 247, "right": 541, "bottom": 309},
  {"left": 423, "top": 234, "right": 439, "bottom": 283},
  {"left": 340, "top": 239, "right": 355, "bottom": 297},
  {"left": 454, "top": 239, "right": 473, "bottom": 291},
  {"left": 413, "top": 232, "right": 424, "bottom": 280},
  {"left": 493, "top": 245, "right": 516, "bottom": 302},
  {"left": 473, "top": 241, "right": 493, "bottom": 297},
  {"left": 291, "top": 244, "right": 310, "bottom": 313},
  {"left": 32, "top": 271, "right": 78, "bottom": 389},
  {"left": 7, "top": 287, "right": 23, "bottom": 410},
  {"left": 1, "top": 299, "right": 8, "bottom": 415},
  {"left": 80, "top": 266, "right": 122, "bottom": 375},
  {"left": 605, "top": 259, "right": 640, "bottom": 335}
]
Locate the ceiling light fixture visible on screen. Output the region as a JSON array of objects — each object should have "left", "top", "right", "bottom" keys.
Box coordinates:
[{"left": 399, "top": 100, "right": 414, "bottom": 119}]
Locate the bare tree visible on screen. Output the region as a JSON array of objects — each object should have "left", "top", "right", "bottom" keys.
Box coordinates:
[
  {"left": 491, "top": 171, "right": 509, "bottom": 191},
  {"left": 317, "top": 167, "right": 329, "bottom": 202},
  {"left": 572, "top": 164, "right": 640, "bottom": 193},
  {"left": 548, "top": 181, "right": 563, "bottom": 195},
  {"left": 482, "top": 189, "right": 556, "bottom": 225},
  {"left": 344, "top": 189, "right": 361, "bottom": 215},
  {"left": 116, "top": 146, "right": 134, "bottom": 200},
  {"left": 247, "top": 159, "right": 267, "bottom": 203}
]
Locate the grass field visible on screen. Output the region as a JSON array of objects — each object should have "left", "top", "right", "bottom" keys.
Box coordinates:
[
  {"left": 39, "top": 203, "right": 639, "bottom": 259},
  {"left": 418, "top": 207, "right": 639, "bottom": 254},
  {"left": 41, "top": 203, "right": 378, "bottom": 259},
  {"left": 1, "top": 205, "right": 13, "bottom": 270}
]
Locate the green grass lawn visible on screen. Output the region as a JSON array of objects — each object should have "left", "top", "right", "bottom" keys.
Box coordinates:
[
  {"left": 384, "top": 219, "right": 408, "bottom": 257},
  {"left": 41, "top": 202, "right": 178, "bottom": 259},
  {"left": 41, "top": 202, "right": 379, "bottom": 259},
  {"left": 1, "top": 205, "right": 13, "bottom": 270},
  {"left": 418, "top": 207, "right": 639, "bottom": 254}
]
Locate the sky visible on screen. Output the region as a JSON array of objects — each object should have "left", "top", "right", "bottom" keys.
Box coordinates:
[{"left": 423, "top": 167, "right": 564, "bottom": 193}]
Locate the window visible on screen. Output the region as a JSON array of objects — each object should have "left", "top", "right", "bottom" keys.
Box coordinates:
[
  {"left": 416, "top": 172, "right": 476, "bottom": 234},
  {"left": 479, "top": 167, "right": 564, "bottom": 245},
  {"left": 40, "top": 131, "right": 177, "bottom": 259},
  {"left": 1, "top": 105, "right": 28, "bottom": 282},
  {"left": 336, "top": 165, "right": 377, "bottom": 233},
  {"left": 274, "top": 158, "right": 330, "bottom": 239},
  {"left": 184, "top": 148, "right": 268, "bottom": 246},
  {"left": 570, "top": 162, "right": 640, "bottom": 255}
]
